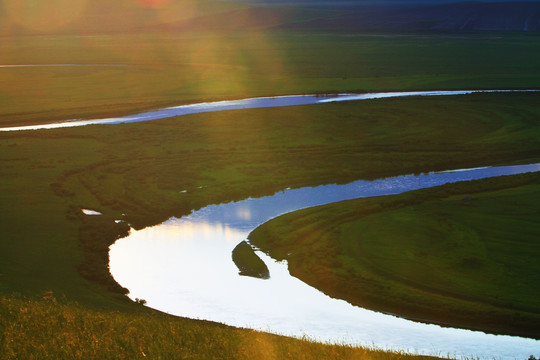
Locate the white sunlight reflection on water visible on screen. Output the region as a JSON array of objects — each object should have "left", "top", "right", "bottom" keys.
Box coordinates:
[
  {"left": 109, "top": 164, "right": 540, "bottom": 360},
  {"left": 2, "top": 90, "right": 538, "bottom": 132}
]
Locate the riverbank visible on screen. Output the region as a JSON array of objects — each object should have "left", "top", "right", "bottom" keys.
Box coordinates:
[{"left": 109, "top": 163, "right": 540, "bottom": 358}]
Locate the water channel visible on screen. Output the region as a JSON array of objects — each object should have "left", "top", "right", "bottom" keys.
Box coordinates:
[
  {"left": 109, "top": 164, "right": 540, "bottom": 360},
  {"left": 1, "top": 89, "right": 537, "bottom": 132}
]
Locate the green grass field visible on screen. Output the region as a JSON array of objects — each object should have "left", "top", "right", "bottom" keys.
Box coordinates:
[
  {"left": 2, "top": 32, "right": 540, "bottom": 127},
  {"left": 2, "top": 89, "right": 540, "bottom": 359},
  {"left": 3, "top": 294, "right": 443, "bottom": 360},
  {"left": 2, "top": 7, "right": 540, "bottom": 356},
  {"left": 1, "top": 92, "right": 539, "bottom": 303}
]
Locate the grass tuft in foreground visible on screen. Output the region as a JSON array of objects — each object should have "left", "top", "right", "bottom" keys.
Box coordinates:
[{"left": 0, "top": 294, "right": 440, "bottom": 360}]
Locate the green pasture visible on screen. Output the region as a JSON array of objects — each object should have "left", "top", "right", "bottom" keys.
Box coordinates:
[
  {"left": 3, "top": 295, "right": 442, "bottom": 360},
  {"left": 1, "top": 24, "right": 540, "bottom": 358},
  {"left": 1, "top": 32, "right": 540, "bottom": 126},
  {"left": 1, "top": 92, "right": 539, "bottom": 302}
]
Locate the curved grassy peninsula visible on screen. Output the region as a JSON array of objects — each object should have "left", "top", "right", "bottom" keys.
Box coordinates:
[{"left": 249, "top": 172, "right": 540, "bottom": 339}]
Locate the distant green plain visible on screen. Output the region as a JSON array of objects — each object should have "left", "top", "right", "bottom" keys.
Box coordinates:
[
  {"left": 2, "top": 32, "right": 540, "bottom": 126},
  {"left": 1, "top": 27, "right": 540, "bottom": 358}
]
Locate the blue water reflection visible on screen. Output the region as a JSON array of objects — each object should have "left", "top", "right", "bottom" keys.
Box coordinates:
[
  {"left": 109, "top": 164, "right": 540, "bottom": 360},
  {"left": 188, "top": 163, "right": 540, "bottom": 232}
]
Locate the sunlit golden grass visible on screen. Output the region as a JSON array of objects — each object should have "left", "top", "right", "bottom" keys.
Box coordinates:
[{"left": 0, "top": 294, "right": 442, "bottom": 360}]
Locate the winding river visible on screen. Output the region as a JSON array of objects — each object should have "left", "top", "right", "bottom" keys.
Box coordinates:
[
  {"left": 6, "top": 89, "right": 538, "bottom": 358},
  {"left": 109, "top": 163, "right": 540, "bottom": 360},
  {"left": 0, "top": 89, "right": 537, "bottom": 131},
  {"left": 114, "top": 91, "right": 539, "bottom": 358}
]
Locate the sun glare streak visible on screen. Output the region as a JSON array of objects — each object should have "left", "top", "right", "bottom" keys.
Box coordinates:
[
  {"left": 181, "top": 21, "right": 290, "bottom": 168},
  {"left": 0, "top": 0, "right": 293, "bottom": 148}
]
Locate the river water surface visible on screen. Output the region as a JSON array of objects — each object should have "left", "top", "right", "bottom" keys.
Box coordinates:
[
  {"left": 109, "top": 164, "right": 540, "bottom": 360},
  {"left": 1, "top": 89, "right": 537, "bottom": 131}
]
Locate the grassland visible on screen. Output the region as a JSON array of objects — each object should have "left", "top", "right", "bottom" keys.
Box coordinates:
[
  {"left": 1, "top": 18, "right": 540, "bottom": 358},
  {"left": 249, "top": 172, "right": 540, "bottom": 339},
  {"left": 1, "top": 92, "right": 540, "bottom": 302},
  {"left": 2, "top": 294, "right": 444, "bottom": 360},
  {"left": 2, "top": 32, "right": 540, "bottom": 127}
]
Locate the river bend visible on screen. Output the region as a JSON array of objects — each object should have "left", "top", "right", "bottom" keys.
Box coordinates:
[
  {"left": 7, "top": 86, "right": 536, "bottom": 358},
  {"left": 109, "top": 164, "right": 540, "bottom": 360}
]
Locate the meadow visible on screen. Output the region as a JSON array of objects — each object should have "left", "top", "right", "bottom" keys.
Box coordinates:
[
  {"left": 1, "top": 92, "right": 540, "bottom": 336},
  {"left": 2, "top": 32, "right": 540, "bottom": 127},
  {"left": 3, "top": 294, "right": 444, "bottom": 360},
  {"left": 1, "top": 8, "right": 540, "bottom": 357}
]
